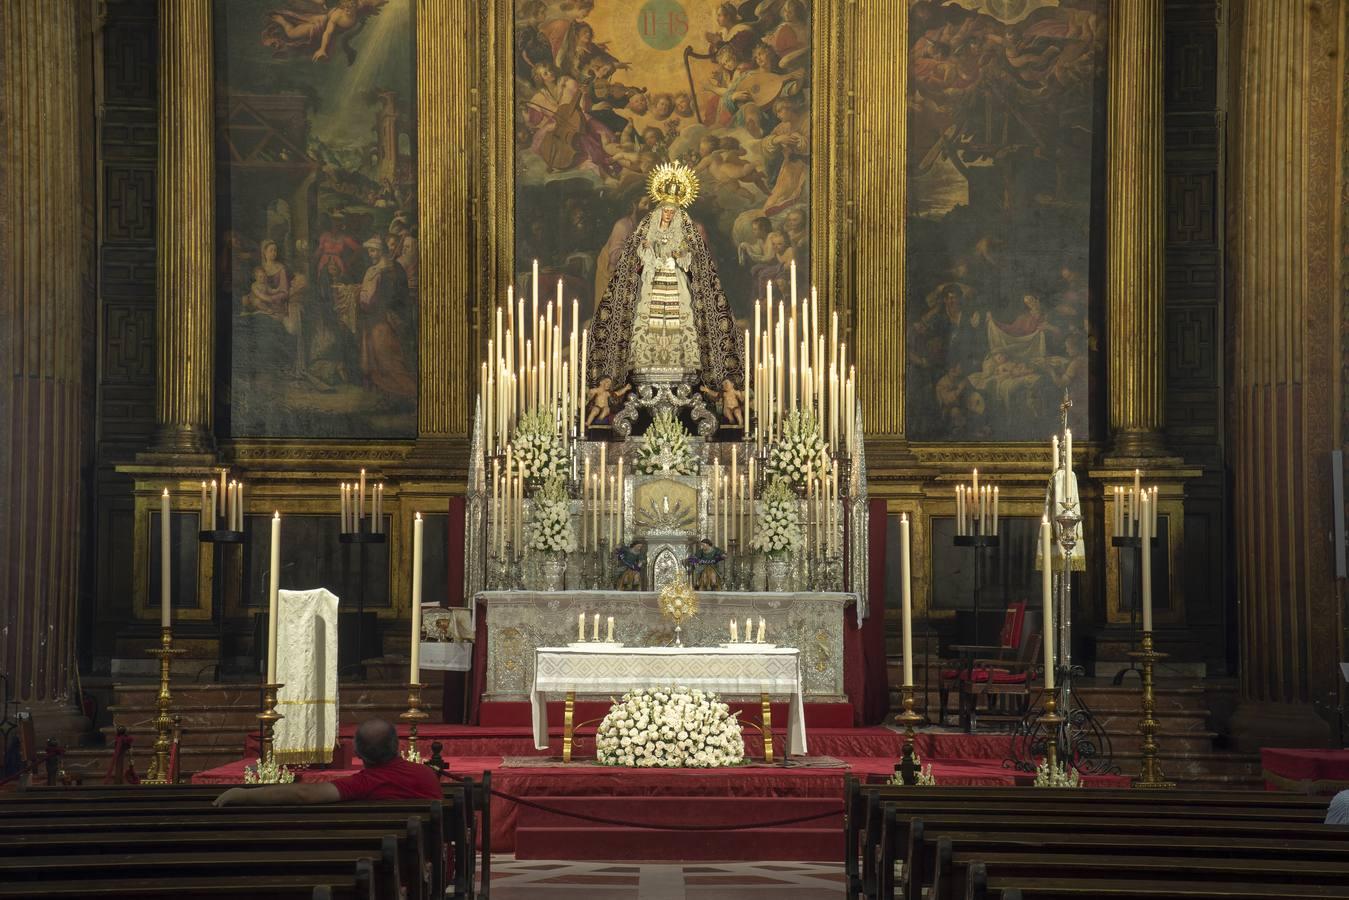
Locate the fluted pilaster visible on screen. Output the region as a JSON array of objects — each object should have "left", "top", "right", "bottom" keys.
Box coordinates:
[
  {"left": 1230, "top": 0, "right": 1342, "bottom": 734},
  {"left": 154, "top": 0, "right": 214, "bottom": 453},
  {"left": 852, "top": 0, "right": 908, "bottom": 445},
  {"left": 1106, "top": 0, "right": 1167, "bottom": 458},
  {"left": 416, "top": 0, "right": 471, "bottom": 438},
  {"left": 0, "top": 1, "right": 84, "bottom": 711}
]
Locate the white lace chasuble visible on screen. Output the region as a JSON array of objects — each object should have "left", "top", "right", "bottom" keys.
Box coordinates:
[{"left": 273, "top": 588, "right": 340, "bottom": 765}]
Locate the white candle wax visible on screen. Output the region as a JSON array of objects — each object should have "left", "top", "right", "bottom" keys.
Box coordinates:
[
  {"left": 606, "top": 616, "right": 614, "bottom": 643},
  {"left": 1040, "top": 516, "right": 1055, "bottom": 690},
  {"left": 745, "top": 617, "right": 752, "bottom": 640},
  {"left": 730, "top": 620, "right": 738, "bottom": 643},
  {"left": 578, "top": 612, "right": 586, "bottom": 642},
  {"left": 900, "top": 513, "right": 912, "bottom": 687},
  {"left": 1141, "top": 496, "right": 1153, "bottom": 632},
  {"left": 593, "top": 613, "right": 600, "bottom": 641},
  {"left": 160, "top": 489, "right": 172, "bottom": 628},
  {"left": 358, "top": 469, "right": 366, "bottom": 525},
  {"left": 267, "top": 512, "right": 281, "bottom": 684},
  {"left": 410, "top": 512, "right": 424, "bottom": 678},
  {"left": 758, "top": 617, "right": 766, "bottom": 643}
]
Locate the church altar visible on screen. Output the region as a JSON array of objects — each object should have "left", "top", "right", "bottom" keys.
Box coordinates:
[
  {"left": 476, "top": 589, "right": 853, "bottom": 704},
  {"left": 532, "top": 645, "right": 808, "bottom": 763}
]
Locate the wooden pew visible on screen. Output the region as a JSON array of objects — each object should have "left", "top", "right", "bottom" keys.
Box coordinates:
[
  {"left": 0, "top": 842, "right": 400, "bottom": 900},
  {"left": 965, "top": 861, "right": 1349, "bottom": 899},
  {"left": 0, "top": 863, "right": 375, "bottom": 899}
]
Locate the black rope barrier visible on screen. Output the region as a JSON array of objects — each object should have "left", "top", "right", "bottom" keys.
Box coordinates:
[{"left": 488, "top": 787, "right": 840, "bottom": 831}]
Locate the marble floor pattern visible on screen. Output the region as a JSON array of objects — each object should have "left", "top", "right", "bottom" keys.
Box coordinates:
[{"left": 488, "top": 858, "right": 847, "bottom": 899}]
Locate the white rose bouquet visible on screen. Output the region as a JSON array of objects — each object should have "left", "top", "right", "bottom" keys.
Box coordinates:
[
  {"left": 766, "top": 408, "right": 832, "bottom": 492},
  {"left": 512, "top": 409, "right": 569, "bottom": 489},
  {"left": 752, "top": 476, "right": 802, "bottom": 560},
  {"left": 635, "top": 409, "right": 695, "bottom": 475},
  {"left": 595, "top": 687, "right": 745, "bottom": 768},
  {"left": 527, "top": 475, "right": 576, "bottom": 554}
]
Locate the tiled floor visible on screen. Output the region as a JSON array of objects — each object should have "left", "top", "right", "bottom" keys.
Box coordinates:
[{"left": 488, "top": 858, "right": 847, "bottom": 898}]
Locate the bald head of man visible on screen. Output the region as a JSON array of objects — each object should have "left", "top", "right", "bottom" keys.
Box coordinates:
[{"left": 353, "top": 717, "right": 399, "bottom": 766}]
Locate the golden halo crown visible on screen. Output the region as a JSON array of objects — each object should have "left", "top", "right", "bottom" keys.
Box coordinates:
[{"left": 646, "top": 162, "right": 700, "bottom": 209}]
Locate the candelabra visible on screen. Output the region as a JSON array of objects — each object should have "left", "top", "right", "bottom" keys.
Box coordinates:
[
  {"left": 1111, "top": 534, "right": 1145, "bottom": 685},
  {"left": 143, "top": 626, "right": 185, "bottom": 784},
  {"left": 257, "top": 682, "right": 284, "bottom": 761},
  {"left": 893, "top": 686, "right": 923, "bottom": 785},
  {"left": 1038, "top": 689, "right": 1064, "bottom": 774},
  {"left": 400, "top": 681, "right": 430, "bottom": 762},
  {"left": 1129, "top": 631, "right": 1175, "bottom": 789},
  {"left": 339, "top": 521, "right": 388, "bottom": 678}
]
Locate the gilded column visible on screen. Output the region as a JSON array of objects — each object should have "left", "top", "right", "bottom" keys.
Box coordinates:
[
  {"left": 1228, "top": 0, "right": 1344, "bottom": 745},
  {"left": 852, "top": 0, "right": 908, "bottom": 448},
  {"left": 1105, "top": 0, "right": 1167, "bottom": 458},
  {"left": 154, "top": 0, "right": 214, "bottom": 453},
  {"left": 416, "top": 0, "right": 472, "bottom": 441},
  {"left": 0, "top": 0, "right": 87, "bottom": 732}
]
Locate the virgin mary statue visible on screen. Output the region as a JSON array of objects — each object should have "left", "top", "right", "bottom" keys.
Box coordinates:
[{"left": 586, "top": 163, "right": 741, "bottom": 393}]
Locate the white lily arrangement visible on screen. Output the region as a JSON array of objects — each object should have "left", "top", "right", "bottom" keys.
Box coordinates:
[
  {"left": 243, "top": 754, "right": 295, "bottom": 784},
  {"left": 766, "top": 408, "right": 832, "bottom": 491},
  {"left": 635, "top": 410, "right": 695, "bottom": 475},
  {"left": 752, "top": 477, "right": 802, "bottom": 559},
  {"left": 527, "top": 475, "right": 577, "bottom": 554},
  {"left": 1033, "top": 759, "right": 1082, "bottom": 788},
  {"left": 512, "top": 409, "right": 569, "bottom": 489},
  {"left": 595, "top": 687, "right": 745, "bottom": 768}
]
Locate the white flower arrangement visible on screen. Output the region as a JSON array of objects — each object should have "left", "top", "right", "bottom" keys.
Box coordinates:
[
  {"left": 401, "top": 742, "right": 424, "bottom": 764},
  {"left": 886, "top": 752, "right": 937, "bottom": 787},
  {"left": 527, "top": 474, "right": 577, "bottom": 554},
  {"left": 752, "top": 477, "right": 802, "bottom": 559},
  {"left": 635, "top": 410, "right": 696, "bottom": 475},
  {"left": 1034, "top": 759, "right": 1082, "bottom": 788},
  {"left": 595, "top": 687, "right": 745, "bottom": 768},
  {"left": 766, "top": 408, "right": 832, "bottom": 491},
  {"left": 512, "top": 409, "right": 569, "bottom": 489},
  {"left": 243, "top": 754, "right": 295, "bottom": 784}
]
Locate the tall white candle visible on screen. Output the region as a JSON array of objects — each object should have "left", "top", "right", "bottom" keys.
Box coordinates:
[
  {"left": 578, "top": 612, "right": 586, "bottom": 642},
  {"left": 730, "top": 619, "right": 738, "bottom": 642},
  {"left": 160, "top": 489, "right": 172, "bottom": 628},
  {"left": 199, "top": 481, "right": 208, "bottom": 531},
  {"left": 358, "top": 469, "right": 366, "bottom": 526},
  {"left": 606, "top": 616, "right": 614, "bottom": 643},
  {"left": 899, "top": 512, "right": 912, "bottom": 687},
  {"left": 410, "top": 512, "right": 424, "bottom": 679},
  {"left": 1141, "top": 495, "right": 1153, "bottom": 632},
  {"left": 267, "top": 512, "right": 281, "bottom": 683},
  {"left": 609, "top": 474, "right": 617, "bottom": 548},
  {"left": 616, "top": 456, "right": 625, "bottom": 544},
  {"left": 593, "top": 613, "right": 600, "bottom": 641},
  {"left": 1040, "top": 516, "right": 1055, "bottom": 690}
]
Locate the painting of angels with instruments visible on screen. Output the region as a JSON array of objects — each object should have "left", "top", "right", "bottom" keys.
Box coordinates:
[
  {"left": 513, "top": 0, "right": 812, "bottom": 326},
  {"left": 904, "top": 0, "right": 1106, "bottom": 443}
]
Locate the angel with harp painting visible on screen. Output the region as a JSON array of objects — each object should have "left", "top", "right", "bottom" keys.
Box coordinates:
[{"left": 261, "top": 0, "right": 388, "bottom": 65}]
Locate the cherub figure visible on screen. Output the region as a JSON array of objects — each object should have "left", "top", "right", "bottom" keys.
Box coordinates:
[
  {"left": 614, "top": 540, "right": 647, "bottom": 591},
  {"left": 585, "top": 376, "right": 632, "bottom": 427},
  {"left": 701, "top": 379, "right": 744, "bottom": 427}
]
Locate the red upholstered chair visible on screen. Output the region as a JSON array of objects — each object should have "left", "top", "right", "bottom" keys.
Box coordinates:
[{"left": 937, "top": 601, "right": 1028, "bottom": 727}]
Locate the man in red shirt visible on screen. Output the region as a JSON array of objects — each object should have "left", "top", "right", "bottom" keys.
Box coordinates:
[{"left": 213, "top": 718, "right": 441, "bottom": 806}]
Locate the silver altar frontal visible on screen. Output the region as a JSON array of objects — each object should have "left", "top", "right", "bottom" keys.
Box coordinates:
[{"left": 477, "top": 589, "right": 855, "bottom": 703}]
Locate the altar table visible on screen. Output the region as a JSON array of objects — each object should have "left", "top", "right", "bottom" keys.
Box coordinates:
[
  {"left": 478, "top": 590, "right": 853, "bottom": 704},
  {"left": 531, "top": 645, "right": 808, "bottom": 763}
]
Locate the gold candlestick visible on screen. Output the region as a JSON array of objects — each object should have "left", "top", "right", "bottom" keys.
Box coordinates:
[
  {"left": 1129, "top": 631, "right": 1175, "bottom": 789},
  {"left": 400, "top": 682, "right": 430, "bottom": 762},
  {"left": 257, "top": 682, "right": 285, "bottom": 762},
  {"left": 143, "top": 626, "right": 185, "bottom": 784},
  {"left": 1039, "top": 691, "right": 1064, "bottom": 775},
  {"left": 894, "top": 687, "right": 923, "bottom": 784}
]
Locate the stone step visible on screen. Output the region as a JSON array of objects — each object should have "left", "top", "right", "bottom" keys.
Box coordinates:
[{"left": 106, "top": 699, "right": 443, "bottom": 732}]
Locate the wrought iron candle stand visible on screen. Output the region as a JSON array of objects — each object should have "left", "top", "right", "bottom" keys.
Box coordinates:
[
  {"left": 339, "top": 521, "right": 388, "bottom": 677},
  {"left": 1130, "top": 630, "right": 1175, "bottom": 789},
  {"left": 894, "top": 685, "right": 923, "bottom": 784},
  {"left": 952, "top": 532, "right": 999, "bottom": 732},
  {"left": 257, "top": 681, "right": 284, "bottom": 761},
  {"left": 143, "top": 626, "right": 185, "bottom": 784},
  {"left": 400, "top": 681, "right": 429, "bottom": 762},
  {"left": 1110, "top": 535, "right": 1145, "bottom": 685}
]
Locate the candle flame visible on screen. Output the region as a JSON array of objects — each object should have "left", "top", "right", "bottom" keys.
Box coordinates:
[
  {"left": 415, "top": 511, "right": 422, "bottom": 520},
  {"left": 162, "top": 488, "right": 169, "bottom": 496}
]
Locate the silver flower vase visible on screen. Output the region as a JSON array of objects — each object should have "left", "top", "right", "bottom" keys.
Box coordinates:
[
  {"left": 766, "top": 554, "right": 793, "bottom": 592},
  {"left": 538, "top": 552, "right": 567, "bottom": 591}
]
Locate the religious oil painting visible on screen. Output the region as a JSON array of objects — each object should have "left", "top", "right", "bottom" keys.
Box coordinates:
[
  {"left": 214, "top": 0, "right": 419, "bottom": 439},
  {"left": 904, "top": 0, "right": 1106, "bottom": 442},
  {"left": 513, "top": 0, "right": 813, "bottom": 330}
]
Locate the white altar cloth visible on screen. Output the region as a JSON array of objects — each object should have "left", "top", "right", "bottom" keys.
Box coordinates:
[
  {"left": 274, "top": 587, "right": 339, "bottom": 765},
  {"left": 530, "top": 645, "right": 808, "bottom": 756}
]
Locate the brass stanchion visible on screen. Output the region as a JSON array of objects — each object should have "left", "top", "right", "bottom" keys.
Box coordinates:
[
  {"left": 257, "top": 683, "right": 285, "bottom": 762},
  {"left": 143, "top": 626, "right": 185, "bottom": 784},
  {"left": 894, "top": 687, "right": 923, "bottom": 784},
  {"left": 400, "top": 682, "right": 429, "bottom": 762},
  {"left": 1130, "top": 631, "right": 1175, "bottom": 789}
]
